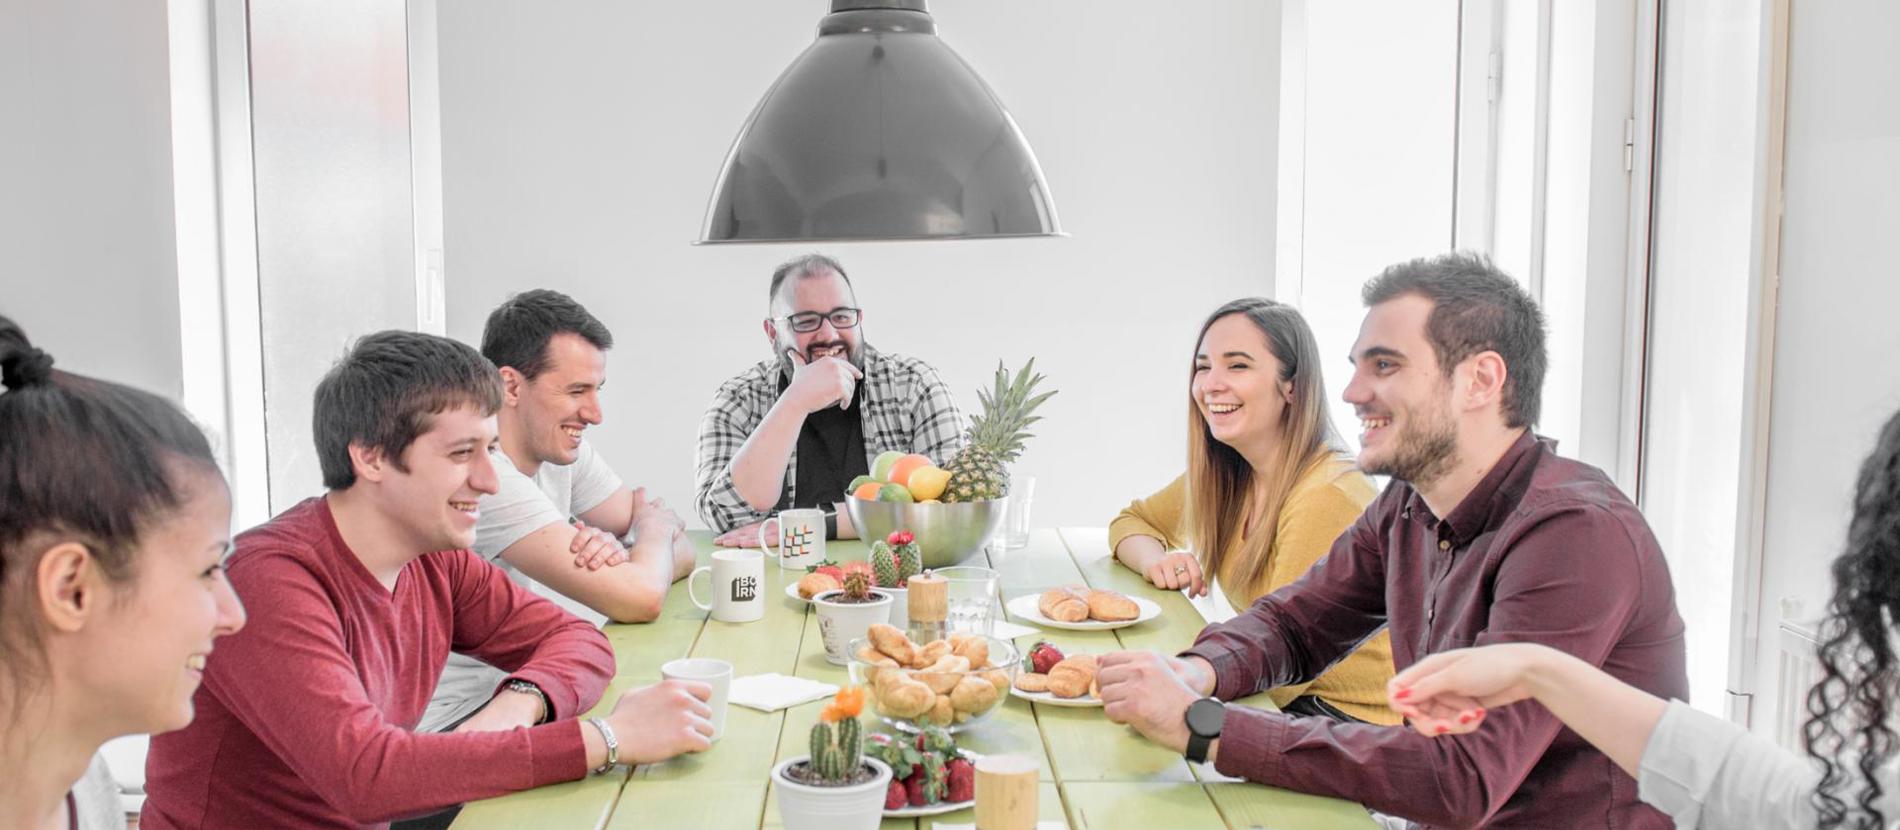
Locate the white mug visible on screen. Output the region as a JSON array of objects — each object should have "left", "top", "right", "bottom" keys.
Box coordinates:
[
  {"left": 690, "top": 549, "right": 765, "bottom": 623},
  {"left": 761, "top": 508, "right": 826, "bottom": 570},
  {"left": 660, "top": 657, "right": 733, "bottom": 742}
]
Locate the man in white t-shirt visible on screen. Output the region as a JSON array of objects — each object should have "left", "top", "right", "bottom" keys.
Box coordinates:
[{"left": 422, "top": 289, "right": 695, "bottom": 733}]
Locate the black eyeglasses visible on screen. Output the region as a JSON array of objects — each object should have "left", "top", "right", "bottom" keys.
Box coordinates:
[{"left": 777, "top": 307, "right": 861, "bottom": 334}]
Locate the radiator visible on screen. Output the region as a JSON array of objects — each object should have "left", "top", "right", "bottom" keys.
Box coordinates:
[{"left": 1775, "top": 615, "right": 1823, "bottom": 752}]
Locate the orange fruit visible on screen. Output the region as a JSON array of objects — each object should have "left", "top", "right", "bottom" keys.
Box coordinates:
[
  {"left": 888, "top": 454, "right": 933, "bottom": 487},
  {"left": 852, "top": 481, "right": 883, "bottom": 500}
]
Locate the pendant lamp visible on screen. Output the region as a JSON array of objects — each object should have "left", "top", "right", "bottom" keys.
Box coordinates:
[{"left": 698, "top": 0, "right": 1062, "bottom": 243}]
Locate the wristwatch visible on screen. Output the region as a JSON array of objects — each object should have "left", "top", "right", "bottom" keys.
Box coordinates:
[
  {"left": 1184, "top": 697, "right": 1225, "bottom": 764},
  {"left": 503, "top": 679, "right": 551, "bottom": 725}
]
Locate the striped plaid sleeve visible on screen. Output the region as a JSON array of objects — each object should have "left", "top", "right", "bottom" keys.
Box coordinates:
[{"left": 694, "top": 367, "right": 775, "bottom": 532}]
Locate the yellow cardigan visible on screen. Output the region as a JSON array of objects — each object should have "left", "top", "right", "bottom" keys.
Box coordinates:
[{"left": 1108, "top": 458, "right": 1399, "bottom": 725}]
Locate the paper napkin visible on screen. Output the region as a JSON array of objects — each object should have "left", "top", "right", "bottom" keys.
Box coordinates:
[{"left": 727, "top": 673, "right": 839, "bottom": 712}]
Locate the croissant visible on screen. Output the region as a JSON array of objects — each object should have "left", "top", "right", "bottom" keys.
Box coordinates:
[
  {"left": 873, "top": 671, "right": 935, "bottom": 718},
  {"left": 950, "top": 675, "right": 1000, "bottom": 713},
  {"left": 1013, "top": 672, "right": 1051, "bottom": 693},
  {"left": 856, "top": 643, "right": 898, "bottom": 684},
  {"left": 868, "top": 623, "right": 918, "bottom": 666},
  {"left": 797, "top": 572, "right": 841, "bottom": 599},
  {"left": 1085, "top": 589, "right": 1140, "bottom": 622},
  {"left": 1047, "top": 655, "right": 1096, "bottom": 698},
  {"left": 983, "top": 669, "right": 1011, "bottom": 696},
  {"left": 948, "top": 634, "right": 990, "bottom": 669},
  {"left": 915, "top": 655, "right": 970, "bottom": 695},
  {"left": 1038, "top": 586, "right": 1090, "bottom": 622},
  {"left": 928, "top": 693, "right": 955, "bottom": 726},
  {"left": 913, "top": 638, "right": 952, "bottom": 668}
]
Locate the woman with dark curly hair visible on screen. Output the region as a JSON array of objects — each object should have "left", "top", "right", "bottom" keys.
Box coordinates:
[
  {"left": 1383, "top": 406, "right": 1900, "bottom": 828},
  {"left": 0, "top": 314, "right": 247, "bottom": 829}
]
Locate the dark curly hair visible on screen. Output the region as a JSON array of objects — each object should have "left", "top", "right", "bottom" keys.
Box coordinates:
[{"left": 1804, "top": 407, "right": 1900, "bottom": 828}]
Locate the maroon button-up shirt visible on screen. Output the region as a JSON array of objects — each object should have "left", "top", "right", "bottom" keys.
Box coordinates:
[{"left": 1182, "top": 432, "right": 1687, "bottom": 829}]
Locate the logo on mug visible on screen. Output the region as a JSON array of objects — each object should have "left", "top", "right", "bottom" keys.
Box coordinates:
[
  {"left": 730, "top": 575, "right": 758, "bottom": 603},
  {"left": 785, "top": 525, "right": 814, "bottom": 560}
]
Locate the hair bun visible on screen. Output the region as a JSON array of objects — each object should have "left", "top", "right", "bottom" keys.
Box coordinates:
[{"left": 1, "top": 345, "right": 55, "bottom": 390}]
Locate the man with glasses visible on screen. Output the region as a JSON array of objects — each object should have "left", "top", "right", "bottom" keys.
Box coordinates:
[{"left": 696, "top": 254, "right": 967, "bottom": 545}]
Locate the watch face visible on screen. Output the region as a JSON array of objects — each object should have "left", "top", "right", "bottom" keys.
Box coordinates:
[{"left": 1186, "top": 698, "right": 1224, "bottom": 737}]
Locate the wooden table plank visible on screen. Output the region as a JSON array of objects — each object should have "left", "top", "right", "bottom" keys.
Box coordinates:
[
  {"left": 1203, "top": 783, "right": 1382, "bottom": 830},
  {"left": 450, "top": 773, "right": 627, "bottom": 830},
  {"left": 611, "top": 781, "right": 769, "bottom": 830},
  {"left": 1059, "top": 782, "right": 1231, "bottom": 830}
]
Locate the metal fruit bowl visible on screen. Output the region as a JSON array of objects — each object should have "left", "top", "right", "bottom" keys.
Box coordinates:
[{"left": 845, "top": 497, "right": 1003, "bottom": 568}]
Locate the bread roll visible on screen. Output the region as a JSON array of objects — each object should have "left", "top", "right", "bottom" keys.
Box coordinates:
[
  {"left": 868, "top": 623, "right": 918, "bottom": 666},
  {"left": 950, "top": 675, "right": 1001, "bottom": 713},
  {"left": 1047, "top": 655, "right": 1096, "bottom": 698},
  {"left": 1013, "top": 672, "right": 1051, "bottom": 693}
]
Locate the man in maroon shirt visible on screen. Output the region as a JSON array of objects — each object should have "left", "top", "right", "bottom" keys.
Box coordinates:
[
  {"left": 143, "top": 332, "right": 716, "bottom": 829},
  {"left": 1098, "top": 253, "right": 1687, "bottom": 828}
]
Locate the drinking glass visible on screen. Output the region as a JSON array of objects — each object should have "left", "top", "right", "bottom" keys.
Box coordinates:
[
  {"left": 934, "top": 565, "right": 1001, "bottom": 636},
  {"left": 1001, "top": 475, "right": 1035, "bottom": 550}
]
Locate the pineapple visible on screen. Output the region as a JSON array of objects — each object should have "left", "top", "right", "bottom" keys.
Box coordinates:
[{"left": 942, "top": 359, "right": 1056, "bottom": 503}]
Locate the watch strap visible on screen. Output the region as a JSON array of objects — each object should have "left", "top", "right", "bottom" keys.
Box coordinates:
[
  {"left": 503, "top": 679, "right": 551, "bottom": 724},
  {"left": 1186, "top": 731, "right": 1213, "bottom": 764}
]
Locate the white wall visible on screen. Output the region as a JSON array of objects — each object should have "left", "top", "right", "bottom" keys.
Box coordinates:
[
  {"left": 434, "top": 1, "right": 1282, "bottom": 528},
  {"left": 1, "top": 0, "right": 182, "bottom": 395},
  {"left": 1746, "top": 0, "right": 1900, "bottom": 731}
]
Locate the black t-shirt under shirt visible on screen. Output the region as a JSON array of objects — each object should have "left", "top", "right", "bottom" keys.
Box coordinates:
[{"left": 780, "top": 375, "right": 870, "bottom": 513}]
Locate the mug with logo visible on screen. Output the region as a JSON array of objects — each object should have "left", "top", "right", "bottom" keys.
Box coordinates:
[
  {"left": 690, "top": 548, "right": 765, "bottom": 623},
  {"left": 761, "top": 508, "right": 826, "bottom": 570}
]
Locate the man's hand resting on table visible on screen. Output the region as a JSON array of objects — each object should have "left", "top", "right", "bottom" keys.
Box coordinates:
[{"left": 1098, "top": 651, "right": 1220, "bottom": 759}]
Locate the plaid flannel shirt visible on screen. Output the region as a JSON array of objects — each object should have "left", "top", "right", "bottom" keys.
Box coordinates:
[{"left": 694, "top": 345, "right": 968, "bottom": 532}]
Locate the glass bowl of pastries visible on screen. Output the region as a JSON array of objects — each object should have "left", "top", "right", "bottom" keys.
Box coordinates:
[{"left": 848, "top": 624, "right": 1018, "bottom": 733}]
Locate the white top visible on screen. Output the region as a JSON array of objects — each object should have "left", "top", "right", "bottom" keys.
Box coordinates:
[
  {"left": 418, "top": 442, "right": 622, "bottom": 732},
  {"left": 1638, "top": 698, "right": 1900, "bottom": 828}
]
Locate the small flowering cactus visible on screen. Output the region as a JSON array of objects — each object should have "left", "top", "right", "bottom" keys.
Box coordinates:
[{"left": 808, "top": 686, "right": 867, "bottom": 782}]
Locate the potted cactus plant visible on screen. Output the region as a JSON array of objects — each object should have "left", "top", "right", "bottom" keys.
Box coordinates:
[
  {"left": 869, "top": 529, "right": 923, "bottom": 622},
  {"left": 772, "top": 687, "right": 892, "bottom": 830},
  {"left": 813, "top": 562, "right": 892, "bottom": 665}
]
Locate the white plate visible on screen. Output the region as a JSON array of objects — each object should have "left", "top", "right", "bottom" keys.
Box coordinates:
[
  {"left": 1004, "top": 593, "right": 1162, "bottom": 631},
  {"left": 885, "top": 796, "right": 975, "bottom": 818},
  {"left": 876, "top": 747, "right": 980, "bottom": 817},
  {"left": 1008, "top": 684, "right": 1104, "bottom": 708},
  {"left": 785, "top": 582, "right": 812, "bottom": 604}
]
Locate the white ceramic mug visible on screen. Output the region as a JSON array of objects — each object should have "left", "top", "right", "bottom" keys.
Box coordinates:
[
  {"left": 690, "top": 549, "right": 765, "bottom": 623},
  {"left": 761, "top": 508, "right": 826, "bottom": 570},
  {"left": 660, "top": 657, "right": 733, "bottom": 742}
]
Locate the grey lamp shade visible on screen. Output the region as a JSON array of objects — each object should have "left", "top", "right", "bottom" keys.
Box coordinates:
[{"left": 698, "top": 1, "right": 1062, "bottom": 243}]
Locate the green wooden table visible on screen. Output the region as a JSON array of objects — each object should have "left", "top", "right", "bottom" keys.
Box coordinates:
[{"left": 453, "top": 529, "right": 1378, "bottom": 830}]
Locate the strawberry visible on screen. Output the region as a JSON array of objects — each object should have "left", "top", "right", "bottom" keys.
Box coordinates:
[
  {"left": 944, "top": 756, "right": 975, "bottom": 803},
  {"left": 884, "top": 778, "right": 908, "bottom": 810},
  {"left": 804, "top": 559, "right": 843, "bottom": 582},
  {"left": 1029, "top": 641, "right": 1065, "bottom": 675},
  {"left": 905, "top": 769, "right": 928, "bottom": 806}
]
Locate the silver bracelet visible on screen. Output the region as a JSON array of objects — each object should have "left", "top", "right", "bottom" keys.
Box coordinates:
[{"left": 587, "top": 717, "right": 619, "bottom": 775}]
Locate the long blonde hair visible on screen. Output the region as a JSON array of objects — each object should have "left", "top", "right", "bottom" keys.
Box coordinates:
[{"left": 1185, "top": 298, "right": 1346, "bottom": 593}]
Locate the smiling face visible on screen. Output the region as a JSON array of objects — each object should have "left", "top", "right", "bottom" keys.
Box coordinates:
[
  {"left": 1191, "top": 313, "right": 1293, "bottom": 454},
  {"left": 376, "top": 404, "right": 502, "bottom": 552},
  {"left": 766, "top": 269, "right": 863, "bottom": 373},
  {"left": 79, "top": 467, "right": 247, "bottom": 735},
  {"left": 508, "top": 332, "right": 605, "bottom": 467},
  {"left": 1342, "top": 294, "right": 1461, "bottom": 486}
]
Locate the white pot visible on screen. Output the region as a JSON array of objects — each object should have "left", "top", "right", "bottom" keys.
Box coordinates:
[
  {"left": 772, "top": 755, "right": 892, "bottom": 830},
  {"left": 884, "top": 585, "right": 909, "bottom": 627},
  {"left": 813, "top": 589, "right": 893, "bottom": 665}
]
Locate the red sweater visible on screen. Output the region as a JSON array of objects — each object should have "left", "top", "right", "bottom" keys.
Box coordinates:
[{"left": 142, "top": 497, "right": 614, "bottom": 828}]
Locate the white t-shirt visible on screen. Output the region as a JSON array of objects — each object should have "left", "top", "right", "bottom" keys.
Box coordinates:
[{"left": 419, "top": 442, "right": 623, "bottom": 732}]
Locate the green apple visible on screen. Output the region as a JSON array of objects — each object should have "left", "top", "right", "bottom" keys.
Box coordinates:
[
  {"left": 871, "top": 450, "right": 906, "bottom": 480},
  {"left": 875, "top": 483, "right": 914, "bottom": 503}
]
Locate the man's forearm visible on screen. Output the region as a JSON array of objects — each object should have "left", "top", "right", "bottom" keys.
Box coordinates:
[{"left": 729, "top": 400, "right": 806, "bottom": 511}]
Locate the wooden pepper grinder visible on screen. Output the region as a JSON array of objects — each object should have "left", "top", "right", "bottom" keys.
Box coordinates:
[{"left": 907, "top": 570, "right": 947, "bottom": 643}]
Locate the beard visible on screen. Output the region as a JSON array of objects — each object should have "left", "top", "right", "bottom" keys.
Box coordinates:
[
  {"left": 1359, "top": 400, "right": 1459, "bottom": 486},
  {"left": 777, "top": 336, "right": 865, "bottom": 378}
]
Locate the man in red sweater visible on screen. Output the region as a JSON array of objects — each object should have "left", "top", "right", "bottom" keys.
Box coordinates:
[{"left": 142, "top": 332, "right": 716, "bottom": 829}]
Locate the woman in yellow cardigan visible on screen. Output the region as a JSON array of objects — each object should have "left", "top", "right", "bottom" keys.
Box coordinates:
[{"left": 1109, "top": 297, "right": 1397, "bottom": 725}]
